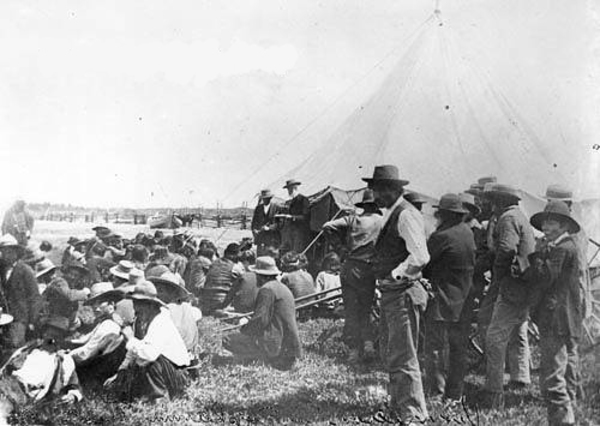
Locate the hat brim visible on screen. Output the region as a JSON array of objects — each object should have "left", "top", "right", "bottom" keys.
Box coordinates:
[
  {"left": 109, "top": 267, "right": 130, "bottom": 281},
  {"left": 249, "top": 266, "right": 281, "bottom": 276},
  {"left": 148, "top": 277, "right": 191, "bottom": 301},
  {"left": 36, "top": 266, "right": 57, "bottom": 278},
  {"left": 127, "top": 293, "right": 167, "bottom": 307},
  {"left": 354, "top": 201, "right": 379, "bottom": 209},
  {"left": 63, "top": 264, "right": 90, "bottom": 274},
  {"left": 530, "top": 212, "right": 580, "bottom": 234},
  {"left": 486, "top": 190, "right": 521, "bottom": 201},
  {"left": 0, "top": 314, "right": 13, "bottom": 326},
  {"left": 462, "top": 203, "right": 481, "bottom": 216},
  {"left": 433, "top": 205, "right": 469, "bottom": 214},
  {"left": 282, "top": 182, "right": 301, "bottom": 189},
  {"left": 361, "top": 178, "right": 410, "bottom": 186},
  {"left": 84, "top": 289, "right": 125, "bottom": 306}
]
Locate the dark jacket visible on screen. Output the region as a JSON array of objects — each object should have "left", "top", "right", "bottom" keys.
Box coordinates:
[
  {"left": 492, "top": 205, "right": 535, "bottom": 305},
  {"left": 242, "top": 279, "right": 302, "bottom": 360},
  {"left": 224, "top": 271, "right": 259, "bottom": 314},
  {"left": 251, "top": 202, "right": 281, "bottom": 249},
  {"left": 424, "top": 222, "right": 476, "bottom": 322},
  {"left": 42, "top": 276, "right": 89, "bottom": 330},
  {"left": 281, "top": 270, "right": 315, "bottom": 302},
  {"left": 202, "top": 258, "right": 237, "bottom": 312},
  {"left": 372, "top": 202, "right": 409, "bottom": 279},
  {"left": 0, "top": 260, "right": 42, "bottom": 326},
  {"left": 530, "top": 234, "right": 584, "bottom": 338}
]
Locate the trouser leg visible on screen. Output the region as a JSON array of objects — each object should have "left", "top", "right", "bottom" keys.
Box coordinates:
[
  {"left": 380, "top": 286, "right": 428, "bottom": 422},
  {"left": 565, "top": 337, "right": 582, "bottom": 402},
  {"left": 507, "top": 320, "right": 531, "bottom": 384},
  {"left": 484, "top": 297, "right": 528, "bottom": 393},
  {"left": 223, "top": 332, "right": 265, "bottom": 361},
  {"left": 446, "top": 320, "right": 469, "bottom": 400},
  {"left": 341, "top": 261, "right": 375, "bottom": 350},
  {"left": 539, "top": 333, "right": 574, "bottom": 426},
  {"left": 424, "top": 317, "right": 446, "bottom": 396}
]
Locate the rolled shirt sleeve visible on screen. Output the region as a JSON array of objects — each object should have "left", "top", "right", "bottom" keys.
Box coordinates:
[{"left": 391, "top": 207, "right": 430, "bottom": 280}]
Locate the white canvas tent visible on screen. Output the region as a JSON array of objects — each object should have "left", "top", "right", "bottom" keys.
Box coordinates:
[{"left": 233, "top": 10, "right": 600, "bottom": 264}]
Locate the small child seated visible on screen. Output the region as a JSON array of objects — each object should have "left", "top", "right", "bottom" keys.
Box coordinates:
[{"left": 315, "top": 252, "right": 343, "bottom": 310}]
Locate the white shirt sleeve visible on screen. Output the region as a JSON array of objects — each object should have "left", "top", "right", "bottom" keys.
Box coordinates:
[
  {"left": 70, "top": 320, "right": 122, "bottom": 363},
  {"left": 391, "top": 207, "right": 430, "bottom": 280}
]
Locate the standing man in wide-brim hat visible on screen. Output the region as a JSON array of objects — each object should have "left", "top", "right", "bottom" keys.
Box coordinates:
[
  {"left": 251, "top": 189, "right": 281, "bottom": 256},
  {"left": 527, "top": 200, "right": 583, "bottom": 426},
  {"left": 364, "top": 165, "right": 430, "bottom": 423},
  {"left": 322, "top": 188, "right": 382, "bottom": 364},
  {"left": 0, "top": 234, "right": 42, "bottom": 353},
  {"left": 279, "top": 179, "right": 311, "bottom": 255},
  {"left": 422, "top": 194, "right": 475, "bottom": 403},
  {"left": 482, "top": 183, "right": 535, "bottom": 408}
]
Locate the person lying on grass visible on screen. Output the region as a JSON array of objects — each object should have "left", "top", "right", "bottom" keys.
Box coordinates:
[
  {"left": 221, "top": 256, "right": 302, "bottom": 371},
  {"left": 103, "top": 280, "right": 189, "bottom": 402}
]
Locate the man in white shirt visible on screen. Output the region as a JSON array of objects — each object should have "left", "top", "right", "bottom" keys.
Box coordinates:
[
  {"left": 104, "top": 280, "right": 189, "bottom": 402},
  {"left": 365, "top": 165, "right": 430, "bottom": 424}
]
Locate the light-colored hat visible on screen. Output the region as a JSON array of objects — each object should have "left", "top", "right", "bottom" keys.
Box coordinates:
[
  {"left": 0, "top": 234, "right": 23, "bottom": 252},
  {"left": 110, "top": 260, "right": 135, "bottom": 280},
  {"left": 530, "top": 200, "right": 580, "bottom": 234},
  {"left": 129, "top": 268, "right": 145, "bottom": 285},
  {"left": 35, "top": 259, "right": 57, "bottom": 278},
  {"left": 148, "top": 272, "right": 190, "bottom": 303},
  {"left": 84, "top": 282, "right": 124, "bottom": 306},
  {"left": 0, "top": 313, "right": 13, "bottom": 327},
  {"left": 250, "top": 256, "right": 281, "bottom": 276},
  {"left": 126, "top": 280, "right": 167, "bottom": 307},
  {"left": 259, "top": 189, "right": 274, "bottom": 199},
  {"left": 543, "top": 184, "right": 573, "bottom": 202},
  {"left": 404, "top": 191, "right": 427, "bottom": 206},
  {"left": 459, "top": 192, "right": 481, "bottom": 216}
]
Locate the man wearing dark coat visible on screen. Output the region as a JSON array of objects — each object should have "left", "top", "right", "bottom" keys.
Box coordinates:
[
  {"left": 0, "top": 235, "right": 42, "bottom": 352},
  {"left": 251, "top": 189, "right": 281, "bottom": 255},
  {"left": 279, "top": 179, "right": 311, "bottom": 254},
  {"left": 423, "top": 194, "right": 475, "bottom": 402},
  {"left": 222, "top": 256, "right": 301, "bottom": 370}
]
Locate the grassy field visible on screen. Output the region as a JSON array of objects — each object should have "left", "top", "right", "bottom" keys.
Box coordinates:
[{"left": 10, "top": 222, "right": 600, "bottom": 425}]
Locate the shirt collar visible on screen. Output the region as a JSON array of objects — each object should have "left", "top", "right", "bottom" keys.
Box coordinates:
[{"left": 549, "top": 232, "right": 570, "bottom": 247}]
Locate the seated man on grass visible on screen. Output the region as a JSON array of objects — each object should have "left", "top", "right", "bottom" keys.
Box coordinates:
[
  {"left": 221, "top": 256, "right": 302, "bottom": 371},
  {"left": 104, "top": 280, "right": 189, "bottom": 402}
]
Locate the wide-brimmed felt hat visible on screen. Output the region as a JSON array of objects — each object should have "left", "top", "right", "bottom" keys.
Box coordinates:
[
  {"left": 110, "top": 260, "right": 135, "bottom": 280},
  {"left": 459, "top": 192, "right": 481, "bottom": 216},
  {"left": 530, "top": 200, "right": 580, "bottom": 234},
  {"left": 35, "top": 258, "right": 57, "bottom": 278},
  {"left": 63, "top": 260, "right": 89, "bottom": 275},
  {"left": 543, "top": 184, "right": 573, "bottom": 202},
  {"left": 355, "top": 189, "right": 379, "bottom": 209},
  {"left": 404, "top": 191, "right": 427, "bottom": 206},
  {"left": 126, "top": 280, "right": 167, "bottom": 307},
  {"left": 0, "top": 234, "right": 25, "bottom": 254},
  {"left": 148, "top": 272, "right": 190, "bottom": 303},
  {"left": 259, "top": 189, "right": 274, "bottom": 199},
  {"left": 250, "top": 256, "right": 281, "bottom": 276},
  {"left": 433, "top": 193, "right": 469, "bottom": 214},
  {"left": 84, "top": 282, "right": 124, "bottom": 306},
  {"left": 282, "top": 179, "right": 302, "bottom": 189},
  {"left": 486, "top": 183, "right": 521, "bottom": 200},
  {"left": 361, "top": 165, "right": 409, "bottom": 186}
]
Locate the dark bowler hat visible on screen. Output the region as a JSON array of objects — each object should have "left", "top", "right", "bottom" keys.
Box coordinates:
[
  {"left": 361, "top": 165, "right": 409, "bottom": 186},
  {"left": 433, "top": 193, "right": 469, "bottom": 214},
  {"left": 530, "top": 200, "right": 580, "bottom": 234},
  {"left": 404, "top": 191, "right": 427, "bottom": 206},
  {"left": 459, "top": 192, "right": 481, "bottom": 216},
  {"left": 259, "top": 189, "right": 274, "bottom": 199},
  {"left": 283, "top": 179, "right": 302, "bottom": 189},
  {"left": 543, "top": 184, "right": 573, "bottom": 202},
  {"left": 486, "top": 183, "right": 521, "bottom": 200},
  {"left": 355, "top": 189, "right": 379, "bottom": 209}
]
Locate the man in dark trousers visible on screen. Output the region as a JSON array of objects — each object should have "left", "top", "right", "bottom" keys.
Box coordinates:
[
  {"left": 483, "top": 183, "right": 535, "bottom": 408},
  {"left": 366, "top": 165, "right": 430, "bottom": 424},
  {"left": 0, "top": 234, "right": 42, "bottom": 353},
  {"left": 423, "top": 194, "right": 475, "bottom": 403},
  {"left": 322, "top": 189, "right": 382, "bottom": 363},
  {"left": 222, "top": 256, "right": 301, "bottom": 370},
  {"left": 251, "top": 189, "right": 280, "bottom": 256},
  {"left": 280, "top": 179, "right": 311, "bottom": 254}
]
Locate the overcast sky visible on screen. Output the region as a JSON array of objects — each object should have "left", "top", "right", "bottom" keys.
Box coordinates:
[{"left": 0, "top": 0, "right": 597, "bottom": 209}]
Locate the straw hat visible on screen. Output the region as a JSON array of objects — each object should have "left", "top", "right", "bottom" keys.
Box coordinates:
[
  {"left": 530, "top": 200, "right": 580, "bottom": 234},
  {"left": 543, "top": 184, "right": 573, "bottom": 202},
  {"left": 0, "top": 234, "right": 25, "bottom": 255},
  {"left": 250, "top": 256, "right": 281, "bottom": 276},
  {"left": 433, "top": 193, "right": 469, "bottom": 214},
  {"left": 110, "top": 260, "right": 135, "bottom": 280},
  {"left": 0, "top": 312, "right": 14, "bottom": 327},
  {"left": 35, "top": 259, "right": 57, "bottom": 279},
  {"left": 84, "top": 282, "right": 124, "bottom": 306}
]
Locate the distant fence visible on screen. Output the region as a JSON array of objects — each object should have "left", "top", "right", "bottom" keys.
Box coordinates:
[{"left": 38, "top": 211, "right": 250, "bottom": 230}]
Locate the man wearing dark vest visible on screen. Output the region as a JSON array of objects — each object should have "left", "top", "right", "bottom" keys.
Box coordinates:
[
  {"left": 201, "top": 243, "right": 244, "bottom": 315},
  {"left": 365, "top": 165, "right": 430, "bottom": 424},
  {"left": 251, "top": 189, "right": 281, "bottom": 256}
]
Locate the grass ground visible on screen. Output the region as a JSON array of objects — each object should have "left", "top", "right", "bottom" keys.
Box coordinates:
[{"left": 10, "top": 222, "right": 600, "bottom": 425}]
